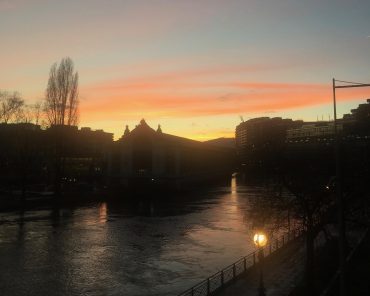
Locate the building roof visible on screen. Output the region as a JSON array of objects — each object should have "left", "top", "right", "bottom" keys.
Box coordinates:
[{"left": 119, "top": 119, "right": 229, "bottom": 151}]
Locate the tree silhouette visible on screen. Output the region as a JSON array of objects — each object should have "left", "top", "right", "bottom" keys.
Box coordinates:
[
  {"left": 44, "top": 57, "right": 79, "bottom": 127},
  {"left": 247, "top": 172, "right": 334, "bottom": 296},
  {"left": 0, "top": 91, "right": 24, "bottom": 123},
  {"left": 43, "top": 57, "right": 80, "bottom": 196}
]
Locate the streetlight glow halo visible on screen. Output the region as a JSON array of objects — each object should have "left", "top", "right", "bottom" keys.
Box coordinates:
[{"left": 253, "top": 232, "right": 267, "bottom": 248}]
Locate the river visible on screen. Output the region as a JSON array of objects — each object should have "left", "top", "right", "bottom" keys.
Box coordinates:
[{"left": 0, "top": 177, "right": 271, "bottom": 296}]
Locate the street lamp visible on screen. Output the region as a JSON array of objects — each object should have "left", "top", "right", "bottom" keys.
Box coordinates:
[
  {"left": 254, "top": 232, "right": 267, "bottom": 296},
  {"left": 332, "top": 79, "right": 370, "bottom": 296}
]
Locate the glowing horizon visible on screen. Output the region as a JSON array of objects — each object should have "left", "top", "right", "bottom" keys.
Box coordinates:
[{"left": 1, "top": 0, "right": 369, "bottom": 140}]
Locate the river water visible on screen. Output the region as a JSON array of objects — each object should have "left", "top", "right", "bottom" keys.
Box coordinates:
[{"left": 0, "top": 178, "right": 270, "bottom": 296}]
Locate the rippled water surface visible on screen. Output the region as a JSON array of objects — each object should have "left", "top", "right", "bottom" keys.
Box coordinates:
[{"left": 0, "top": 179, "right": 268, "bottom": 295}]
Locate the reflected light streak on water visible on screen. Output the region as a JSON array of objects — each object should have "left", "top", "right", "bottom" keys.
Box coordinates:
[
  {"left": 99, "top": 202, "right": 108, "bottom": 223},
  {"left": 231, "top": 174, "right": 237, "bottom": 195},
  {"left": 0, "top": 179, "right": 273, "bottom": 296}
]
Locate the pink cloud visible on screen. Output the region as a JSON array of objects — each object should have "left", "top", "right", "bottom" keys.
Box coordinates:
[{"left": 80, "top": 80, "right": 370, "bottom": 124}]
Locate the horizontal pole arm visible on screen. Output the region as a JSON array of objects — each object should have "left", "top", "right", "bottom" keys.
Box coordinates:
[{"left": 335, "top": 84, "right": 370, "bottom": 89}]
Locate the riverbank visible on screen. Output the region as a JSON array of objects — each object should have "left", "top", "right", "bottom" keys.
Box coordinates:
[
  {"left": 213, "top": 225, "right": 369, "bottom": 296},
  {"left": 213, "top": 236, "right": 305, "bottom": 296}
]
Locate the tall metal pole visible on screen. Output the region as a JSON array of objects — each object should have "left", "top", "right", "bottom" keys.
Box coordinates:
[
  {"left": 333, "top": 78, "right": 346, "bottom": 296},
  {"left": 331, "top": 78, "right": 370, "bottom": 295},
  {"left": 258, "top": 248, "right": 266, "bottom": 296}
]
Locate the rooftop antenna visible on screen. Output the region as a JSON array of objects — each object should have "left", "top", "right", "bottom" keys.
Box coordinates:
[{"left": 239, "top": 115, "right": 245, "bottom": 122}]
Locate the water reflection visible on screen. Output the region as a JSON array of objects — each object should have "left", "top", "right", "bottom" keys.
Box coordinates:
[
  {"left": 231, "top": 173, "right": 237, "bottom": 195},
  {"left": 0, "top": 179, "right": 282, "bottom": 296},
  {"left": 99, "top": 202, "right": 107, "bottom": 223},
  {"left": 16, "top": 208, "right": 25, "bottom": 245}
]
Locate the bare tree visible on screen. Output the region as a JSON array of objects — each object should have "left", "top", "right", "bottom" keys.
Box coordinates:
[
  {"left": 0, "top": 91, "right": 24, "bottom": 123},
  {"left": 19, "top": 101, "right": 43, "bottom": 124},
  {"left": 247, "top": 173, "right": 334, "bottom": 296},
  {"left": 31, "top": 101, "right": 42, "bottom": 125},
  {"left": 44, "top": 57, "right": 79, "bottom": 126},
  {"left": 43, "top": 57, "right": 79, "bottom": 196}
]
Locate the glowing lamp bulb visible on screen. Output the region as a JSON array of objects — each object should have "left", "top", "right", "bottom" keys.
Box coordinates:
[{"left": 253, "top": 233, "right": 267, "bottom": 247}]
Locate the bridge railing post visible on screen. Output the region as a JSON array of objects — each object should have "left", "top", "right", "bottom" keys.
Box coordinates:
[
  {"left": 243, "top": 257, "right": 246, "bottom": 271},
  {"left": 232, "top": 263, "right": 236, "bottom": 279},
  {"left": 221, "top": 270, "right": 224, "bottom": 287},
  {"left": 207, "top": 278, "right": 210, "bottom": 295},
  {"left": 253, "top": 252, "right": 256, "bottom": 265}
]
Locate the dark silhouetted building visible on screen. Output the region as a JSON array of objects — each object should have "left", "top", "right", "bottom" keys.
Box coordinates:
[
  {"left": 0, "top": 123, "right": 44, "bottom": 189},
  {"left": 44, "top": 125, "right": 113, "bottom": 185},
  {"left": 286, "top": 122, "right": 342, "bottom": 142},
  {"left": 0, "top": 123, "right": 113, "bottom": 192},
  {"left": 342, "top": 99, "right": 370, "bottom": 137},
  {"left": 235, "top": 117, "right": 302, "bottom": 169},
  {"left": 111, "top": 119, "right": 233, "bottom": 189},
  {"left": 284, "top": 99, "right": 370, "bottom": 176}
]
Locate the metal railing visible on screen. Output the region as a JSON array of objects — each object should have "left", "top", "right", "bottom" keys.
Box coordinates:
[{"left": 178, "top": 227, "right": 304, "bottom": 296}]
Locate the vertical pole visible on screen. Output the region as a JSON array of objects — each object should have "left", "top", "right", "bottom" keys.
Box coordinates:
[
  {"left": 221, "top": 270, "right": 224, "bottom": 287},
  {"left": 253, "top": 252, "right": 256, "bottom": 265},
  {"left": 258, "top": 249, "right": 266, "bottom": 296},
  {"left": 191, "top": 287, "right": 194, "bottom": 296},
  {"left": 207, "top": 278, "right": 210, "bottom": 295},
  {"left": 288, "top": 209, "right": 291, "bottom": 233},
  {"left": 333, "top": 79, "right": 337, "bottom": 135},
  {"left": 233, "top": 263, "right": 236, "bottom": 278},
  {"left": 243, "top": 257, "right": 247, "bottom": 271},
  {"left": 333, "top": 78, "right": 346, "bottom": 296}
]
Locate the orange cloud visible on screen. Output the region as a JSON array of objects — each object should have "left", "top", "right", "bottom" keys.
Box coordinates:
[{"left": 80, "top": 81, "right": 370, "bottom": 124}]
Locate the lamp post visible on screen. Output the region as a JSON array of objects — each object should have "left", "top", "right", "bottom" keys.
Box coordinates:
[
  {"left": 254, "top": 232, "right": 267, "bottom": 296},
  {"left": 332, "top": 79, "right": 370, "bottom": 296}
]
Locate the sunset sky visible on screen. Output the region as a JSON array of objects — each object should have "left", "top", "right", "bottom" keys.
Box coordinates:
[{"left": 1, "top": 0, "right": 370, "bottom": 140}]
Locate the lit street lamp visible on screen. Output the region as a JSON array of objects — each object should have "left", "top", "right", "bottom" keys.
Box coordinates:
[{"left": 254, "top": 232, "right": 267, "bottom": 296}]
